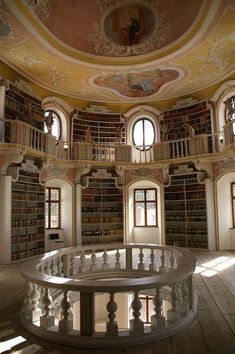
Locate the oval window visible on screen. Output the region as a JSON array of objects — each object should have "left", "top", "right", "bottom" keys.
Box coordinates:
[{"left": 133, "top": 118, "right": 155, "bottom": 150}]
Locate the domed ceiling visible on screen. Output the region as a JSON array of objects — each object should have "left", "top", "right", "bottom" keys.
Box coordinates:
[{"left": 0, "top": 0, "right": 234, "bottom": 104}]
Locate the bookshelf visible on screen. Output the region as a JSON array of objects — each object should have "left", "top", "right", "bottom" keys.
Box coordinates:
[
  {"left": 72, "top": 110, "right": 126, "bottom": 144},
  {"left": 161, "top": 100, "right": 212, "bottom": 148},
  {"left": 81, "top": 169, "right": 123, "bottom": 245},
  {"left": 11, "top": 167, "right": 45, "bottom": 261},
  {"left": 4, "top": 83, "right": 44, "bottom": 142},
  {"left": 165, "top": 167, "right": 208, "bottom": 249}
]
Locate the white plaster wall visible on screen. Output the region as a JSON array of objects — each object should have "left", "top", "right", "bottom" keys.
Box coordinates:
[
  {"left": 216, "top": 172, "right": 235, "bottom": 250},
  {"left": 127, "top": 180, "right": 162, "bottom": 245},
  {"left": 45, "top": 179, "right": 73, "bottom": 247}
]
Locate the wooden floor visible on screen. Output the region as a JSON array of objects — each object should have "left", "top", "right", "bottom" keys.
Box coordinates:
[{"left": 0, "top": 250, "right": 235, "bottom": 354}]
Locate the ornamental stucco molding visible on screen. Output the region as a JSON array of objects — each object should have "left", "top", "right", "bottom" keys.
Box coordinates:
[{"left": 125, "top": 167, "right": 163, "bottom": 185}]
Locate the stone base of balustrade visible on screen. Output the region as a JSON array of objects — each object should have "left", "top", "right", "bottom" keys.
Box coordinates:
[
  {"left": 59, "top": 319, "right": 73, "bottom": 334},
  {"left": 29, "top": 309, "right": 42, "bottom": 323},
  {"left": 130, "top": 319, "right": 144, "bottom": 334},
  {"left": 40, "top": 315, "right": 55, "bottom": 329},
  {"left": 106, "top": 321, "right": 118, "bottom": 337},
  {"left": 20, "top": 295, "right": 197, "bottom": 349},
  {"left": 151, "top": 314, "right": 165, "bottom": 329}
]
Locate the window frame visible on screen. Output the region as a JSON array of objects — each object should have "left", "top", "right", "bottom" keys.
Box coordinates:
[
  {"left": 44, "top": 110, "right": 62, "bottom": 140},
  {"left": 138, "top": 295, "right": 154, "bottom": 323},
  {"left": 46, "top": 187, "right": 61, "bottom": 229},
  {"left": 132, "top": 118, "right": 155, "bottom": 151},
  {"left": 134, "top": 188, "right": 157, "bottom": 227}
]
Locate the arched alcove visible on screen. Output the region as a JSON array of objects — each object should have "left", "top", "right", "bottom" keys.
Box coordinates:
[
  {"left": 216, "top": 171, "right": 235, "bottom": 250},
  {"left": 126, "top": 179, "right": 163, "bottom": 245},
  {"left": 45, "top": 178, "right": 73, "bottom": 250}
]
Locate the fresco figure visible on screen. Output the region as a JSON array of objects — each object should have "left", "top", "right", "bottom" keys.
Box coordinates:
[{"left": 123, "top": 17, "right": 141, "bottom": 44}]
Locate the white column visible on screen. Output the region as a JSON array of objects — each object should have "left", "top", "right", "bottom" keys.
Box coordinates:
[
  {"left": 0, "top": 83, "right": 6, "bottom": 142},
  {"left": 206, "top": 178, "right": 216, "bottom": 250},
  {"left": 0, "top": 175, "right": 12, "bottom": 264}
]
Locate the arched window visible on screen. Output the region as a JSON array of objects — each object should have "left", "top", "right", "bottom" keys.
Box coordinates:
[
  {"left": 132, "top": 118, "right": 155, "bottom": 150},
  {"left": 44, "top": 110, "right": 61, "bottom": 140}
]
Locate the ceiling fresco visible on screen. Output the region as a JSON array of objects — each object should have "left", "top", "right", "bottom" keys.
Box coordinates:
[
  {"left": 94, "top": 68, "right": 180, "bottom": 98},
  {"left": 0, "top": 0, "right": 234, "bottom": 104}
]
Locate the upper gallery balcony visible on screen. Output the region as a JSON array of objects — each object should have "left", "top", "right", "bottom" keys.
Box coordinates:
[{"left": 0, "top": 118, "right": 234, "bottom": 165}]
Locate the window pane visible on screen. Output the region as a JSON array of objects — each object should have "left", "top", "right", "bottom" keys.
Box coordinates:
[
  {"left": 133, "top": 119, "right": 144, "bottom": 146},
  {"left": 147, "top": 202, "right": 156, "bottom": 225},
  {"left": 144, "top": 119, "right": 155, "bottom": 146},
  {"left": 146, "top": 189, "right": 155, "bottom": 201},
  {"left": 45, "top": 188, "right": 49, "bottom": 200},
  {"left": 50, "top": 203, "right": 59, "bottom": 228},
  {"left": 135, "top": 202, "right": 145, "bottom": 226},
  {"left": 135, "top": 190, "right": 145, "bottom": 201},
  {"left": 51, "top": 189, "right": 59, "bottom": 201}
]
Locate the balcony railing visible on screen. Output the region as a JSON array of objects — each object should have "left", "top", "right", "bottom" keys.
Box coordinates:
[
  {"left": 20, "top": 243, "right": 197, "bottom": 348},
  {"left": 1, "top": 119, "right": 234, "bottom": 163}
]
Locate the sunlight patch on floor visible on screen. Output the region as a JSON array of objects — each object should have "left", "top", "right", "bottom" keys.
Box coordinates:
[
  {"left": 194, "top": 255, "right": 235, "bottom": 277},
  {"left": 0, "top": 336, "right": 26, "bottom": 353}
]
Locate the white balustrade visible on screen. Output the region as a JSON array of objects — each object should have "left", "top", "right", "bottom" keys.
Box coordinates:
[
  {"left": 20, "top": 244, "right": 196, "bottom": 348},
  {"left": 4, "top": 119, "right": 228, "bottom": 163}
]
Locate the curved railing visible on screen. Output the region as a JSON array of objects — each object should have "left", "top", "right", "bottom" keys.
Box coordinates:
[
  {"left": 4, "top": 118, "right": 234, "bottom": 164},
  {"left": 20, "top": 244, "right": 197, "bottom": 348}
]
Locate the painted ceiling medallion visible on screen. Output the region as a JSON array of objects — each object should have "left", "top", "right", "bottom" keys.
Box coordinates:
[
  {"left": 88, "top": 1, "right": 169, "bottom": 57},
  {"left": 94, "top": 68, "right": 180, "bottom": 97}
]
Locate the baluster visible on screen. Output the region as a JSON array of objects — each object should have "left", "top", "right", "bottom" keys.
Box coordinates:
[
  {"left": 29, "top": 283, "right": 42, "bottom": 322},
  {"left": 90, "top": 250, "right": 97, "bottom": 271},
  {"left": 159, "top": 249, "right": 167, "bottom": 273},
  {"left": 151, "top": 287, "right": 165, "bottom": 329},
  {"left": 149, "top": 249, "right": 156, "bottom": 271},
  {"left": 23, "top": 281, "right": 33, "bottom": 319},
  {"left": 79, "top": 252, "right": 86, "bottom": 272},
  {"left": 115, "top": 249, "right": 121, "bottom": 270},
  {"left": 45, "top": 260, "right": 52, "bottom": 275},
  {"left": 106, "top": 292, "right": 118, "bottom": 336},
  {"left": 176, "top": 141, "right": 179, "bottom": 157},
  {"left": 72, "top": 255, "right": 79, "bottom": 275},
  {"left": 185, "top": 139, "right": 188, "bottom": 156},
  {"left": 181, "top": 140, "right": 184, "bottom": 157},
  {"left": 102, "top": 249, "right": 109, "bottom": 270},
  {"left": 167, "top": 284, "right": 179, "bottom": 323},
  {"left": 130, "top": 291, "right": 144, "bottom": 334},
  {"left": 59, "top": 291, "right": 73, "bottom": 334},
  {"left": 138, "top": 248, "right": 145, "bottom": 270},
  {"left": 51, "top": 258, "right": 58, "bottom": 276},
  {"left": 40, "top": 287, "right": 54, "bottom": 328},
  {"left": 57, "top": 256, "right": 64, "bottom": 277},
  {"left": 170, "top": 251, "right": 175, "bottom": 270},
  {"left": 176, "top": 281, "right": 188, "bottom": 317}
]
